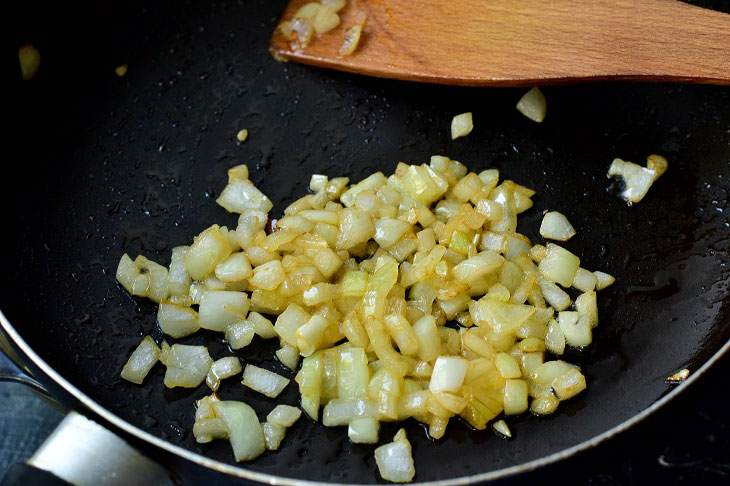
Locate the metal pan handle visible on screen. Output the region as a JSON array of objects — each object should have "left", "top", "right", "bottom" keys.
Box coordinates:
[{"left": 0, "top": 352, "right": 174, "bottom": 486}]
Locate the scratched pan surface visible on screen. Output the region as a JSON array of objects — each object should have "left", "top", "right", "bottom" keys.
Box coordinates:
[{"left": 3, "top": 0, "right": 730, "bottom": 483}]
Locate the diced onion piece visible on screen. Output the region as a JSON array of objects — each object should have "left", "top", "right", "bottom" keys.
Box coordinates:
[
  {"left": 375, "top": 218, "right": 412, "bottom": 249},
  {"left": 212, "top": 401, "right": 266, "bottom": 462},
  {"left": 646, "top": 154, "right": 668, "bottom": 179},
  {"left": 157, "top": 302, "right": 200, "bottom": 338},
  {"left": 538, "top": 243, "right": 580, "bottom": 287},
  {"left": 296, "top": 352, "right": 323, "bottom": 420},
  {"left": 558, "top": 311, "right": 592, "bottom": 347},
  {"left": 193, "top": 418, "right": 229, "bottom": 444},
  {"left": 199, "top": 290, "right": 249, "bottom": 332},
  {"left": 544, "top": 319, "right": 566, "bottom": 355},
  {"left": 412, "top": 315, "right": 441, "bottom": 362},
  {"left": 168, "top": 246, "right": 191, "bottom": 296},
  {"left": 495, "top": 352, "right": 522, "bottom": 379},
  {"left": 608, "top": 158, "right": 658, "bottom": 204},
  {"left": 348, "top": 417, "right": 380, "bottom": 444},
  {"left": 322, "top": 398, "right": 378, "bottom": 426},
  {"left": 275, "top": 303, "right": 311, "bottom": 347},
  {"left": 163, "top": 344, "right": 213, "bottom": 388},
  {"left": 538, "top": 276, "right": 571, "bottom": 311},
  {"left": 429, "top": 357, "right": 468, "bottom": 392},
  {"left": 594, "top": 271, "right": 615, "bottom": 290},
  {"left": 263, "top": 422, "right": 286, "bottom": 450},
  {"left": 312, "top": 5, "right": 341, "bottom": 34},
  {"left": 266, "top": 405, "right": 302, "bottom": 428},
  {"left": 340, "top": 24, "right": 363, "bottom": 56},
  {"left": 215, "top": 253, "right": 253, "bottom": 282},
  {"left": 276, "top": 344, "right": 301, "bottom": 370},
  {"left": 236, "top": 129, "right": 248, "bottom": 142},
  {"left": 336, "top": 208, "right": 375, "bottom": 250},
  {"left": 296, "top": 315, "right": 330, "bottom": 356},
  {"left": 552, "top": 368, "right": 587, "bottom": 400},
  {"left": 539, "top": 211, "right": 576, "bottom": 242},
  {"left": 572, "top": 267, "right": 596, "bottom": 292},
  {"left": 183, "top": 225, "right": 233, "bottom": 280},
  {"left": 206, "top": 356, "right": 243, "bottom": 391},
  {"left": 532, "top": 360, "right": 575, "bottom": 385},
  {"left": 575, "top": 291, "right": 598, "bottom": 328},
  {"left": 249, "top": 260, "right": 286, "bottom": 290},
  {"left": 503, "top": 379, "right": 528, "bottom": 415},
  {"left": 516, "top": 87, "right": 547, "bottom": 123},
  {"left": 666, "top": 368, "right": 690, "bottom": 383},
  {"left": 116, "top": 254, "right": 139, "bottom": 295},
  {"left": 225, "top": 320, "right": 255, "bottom": 350},
  {"left": 337, "top": 347, "right": 370, "bottom": 400},
  {"left": 375, "top": 429, "right": 415, "bottom": 483},
  {"left": 492, "top": 419, "right": 512, "bottom": 438},
  {"left": 217, "top": 179, "right": 273, "bottom": 214},
  {"left": 470, "top": 299, "right": 535, "bottom": 335},
  {"left": 312, "top": 247, "right": 343, "bottom": 278},
  {"left": 18, "top": 45, "right": 41, "bottom": 80},
  {"left": 451, "top": 112, "right": 473, "bottom": 139},
  {"left": 120, "top": 336, "right": 160, "bottom": 384},
  {"left": 452, "top": 251, "right": 504, "bottom": 285},
  {"left": 242, "top": 365, "right": 290, "bottom": 398}
]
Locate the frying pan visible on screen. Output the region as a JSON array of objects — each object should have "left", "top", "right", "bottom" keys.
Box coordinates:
[{"left": 3, "top": 0, "right": 729, "bottom": 484}]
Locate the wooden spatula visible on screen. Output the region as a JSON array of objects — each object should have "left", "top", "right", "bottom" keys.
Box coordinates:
[{"left": 270, "top": 0, "right": 730, "bottom": 86}]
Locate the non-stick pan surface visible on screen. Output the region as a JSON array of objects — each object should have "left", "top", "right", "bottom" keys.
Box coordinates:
[{"left": 5, "top": 0, "right": 730, "bottom": 483}]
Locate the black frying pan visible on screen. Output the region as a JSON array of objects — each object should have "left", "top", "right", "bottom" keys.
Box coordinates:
[{"left": 3, "top": 0, "right": 730, "bottom": 484}]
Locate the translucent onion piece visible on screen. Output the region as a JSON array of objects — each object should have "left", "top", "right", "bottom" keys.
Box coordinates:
[
  {"left": 322, "top": 398, "right": 378, "bottom": 426},
  {"left": 263, "top": 422, "right": 287, "bottom": 450},
  {"left": 242, "top": 365, "right": 290, "bottom": 398},
  {"left": 608, "top": 158, "right": 661, "bottom": 204},
  {"left": 594, "top": 271, "right": 616, "bottom": 290},
  {"left": 375, "top": 429, "right": 415, "bottom": 483},
  {"left": 340, "top": 24, "right": 363, "bottom": 56},
  {"left": 312, "top": 5, "right": 341, "bottom": 34},
  {"left": 163, "top": 344, "right": 213, "bottom": 388},
  {"left": 216, "top": 179, "right": 273, "bottom": 214},
  {"left": 183, "top": 225, "right": 232, "bottom": 280},
  {"left": 451, "top": 112, "right": 473, "bottom": 139},
  {"left": 120, "top": 336, "right": 160, "bottom": 385},
  {"left": 212, "top": 401, "right": 266, "bottom": 462},
  {"left": 539, "top": 212, "right": 576, "bottom": 242},
  {"left": 538, "top": 243, "right": 580, "bottom": 288},
  {"left": 199, "top": 290, "right": 249, "bottom": 332},
  {"left": 492, "top": 419, "right": 512, "bottom": 438},
  {"left": 206, "top": 357, "right": 243, "bottom": 391},
  {"left": 157, "top": 302, "right": 200, "bottom": 338},
  {"left": 266, "top": 405, "right": 302, "bottom": 428},
  {"left": 348, "top": 417, "right": 380, "bottom": 444},
  {"left": 429, "top": 357, "right": 468, "bottom": 392},
  {"left": 516, "top": 87, "right": 547, "bottom": 123}
]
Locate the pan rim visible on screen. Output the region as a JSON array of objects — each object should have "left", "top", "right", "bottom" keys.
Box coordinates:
[{"left": 1, "top": 308, "right": 728, "bottom": 485}]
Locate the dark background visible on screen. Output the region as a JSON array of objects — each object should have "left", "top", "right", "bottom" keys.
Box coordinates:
[{"left": 4, "top": 0, "right": 729, "bottom": 484}]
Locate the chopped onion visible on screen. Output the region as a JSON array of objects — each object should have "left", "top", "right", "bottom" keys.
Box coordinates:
[
  {"left": 429, "top": 357, "right": 468, "bottom": 392},
  {"left": 212, "top": 400, "right": 266, "bottom": 461},
  {"left": 157, "top": 302, "right": 200, "bottom": 338},
  {"left": 206, "top": 356, "right": 243, "bottom": 391},
  {"left": 198, "top": 290, "right": 249, "bottom": 332},
  {"left": 552, "top": 368, "right": 587, "bottom": 400},
  {"left": 665, "top": 368, "right": 690, "bottom": 383},
  {"left": 275, "top": 344, "right": 301, "bottom": 370},
  {"left": 492, "top": 419, "right": 512, "bottom": 438},
  {"left": 163, "top": 344, "right": 213, "bottom": 388},
  {"left": 451, "top": 112, "right": 473, "bottom": 139},
  {"left": 263, "top": 422, "right": 287, "bottom": 450},
  {"left": 538, "top": 243, "right": 580, "bottom": 287},
  {"left": 348, "top": 417, "right": 379, "bottom": 444},
  {"left": 539, "top": 211, "right": 576, "bottom": 242},
  {"left": 516, "top": 87, "right": 547, "bottom": 123},
  {"left": 594, "top": 271, "right": 615, "bottom": 290},
  {"left": 242, "top": 364, "right": 290, "bottom": 398},
  {"left": 375, "top": 429, "right": 415, "bottom": 483},
  {"left": 340, "top": 24, "right": 363, "bottom": 56},
  {"left": 608, "top": 156, "right": 667, "bottom": 204},
  {"left": 120, "top": 336, "right": 160, "bottom": 385},
  {"left": 183, "top": 225, "right": 232, "bottom": 280},
  {"left": 322, "top": 398, "right": 378, "bottom": 426},
  {"left": 558, "top": 311, "right": 592, "bottom": 348},
  {"left": 216, "top": 179, "right": 273, "bottom": 214},
  {"left": 267, "top": 405, "right": 302, "bottom": 428},
  {"left": 503, "top": 379, "right": 528, "bottom": 415}
]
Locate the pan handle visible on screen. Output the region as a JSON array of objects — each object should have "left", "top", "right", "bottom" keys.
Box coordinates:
[{"left": 1, "top": 412, "right": 175, "bottom": 486}]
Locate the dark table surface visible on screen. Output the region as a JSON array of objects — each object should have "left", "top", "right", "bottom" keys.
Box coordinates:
[{"left": 1, "top": 348, "right": 728, "bottom": 485}]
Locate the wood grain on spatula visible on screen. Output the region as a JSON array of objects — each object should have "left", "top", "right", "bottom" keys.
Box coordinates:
[{"left": 270, "top": 0, "right": 730, "bottom": 86}]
